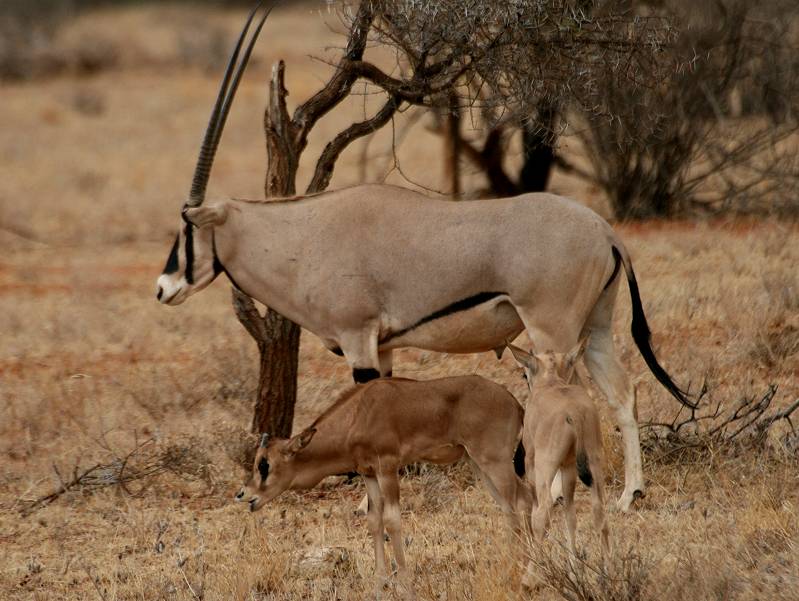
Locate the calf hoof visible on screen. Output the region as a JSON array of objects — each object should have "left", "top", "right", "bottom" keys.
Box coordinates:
[{"left": 633, "top": 489, "right": 645, "bottom": 500}]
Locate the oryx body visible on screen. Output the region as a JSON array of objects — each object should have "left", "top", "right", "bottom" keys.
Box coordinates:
[{"left": 156, "top": 5, "right": 691, "bottom": 511}]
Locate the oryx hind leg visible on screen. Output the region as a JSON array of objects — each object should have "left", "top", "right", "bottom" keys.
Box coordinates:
[{"left": 583, "top": 281, "right": 644, "bottom": 512}]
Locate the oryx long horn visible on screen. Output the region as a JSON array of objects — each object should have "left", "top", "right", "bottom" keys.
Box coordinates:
[
  {"left": 260, "top": 433, "right": 270, "bottom": 447},
  {"left": 187, "top": 2, "right": 272, "bottom": 207}
]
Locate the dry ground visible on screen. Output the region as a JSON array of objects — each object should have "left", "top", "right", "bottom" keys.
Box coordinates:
[{"left": 1, "top": 5, "right": 798, "bottom": 601}]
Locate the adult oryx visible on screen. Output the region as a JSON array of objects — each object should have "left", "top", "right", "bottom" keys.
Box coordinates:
[{"left": 155, "top": 6, "right": 692, "bottom": 511}]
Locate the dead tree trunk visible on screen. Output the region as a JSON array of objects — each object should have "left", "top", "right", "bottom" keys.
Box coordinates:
[
  {"left": 443, "top": 95, "right": 461, "bottom": 197},
  {"left": 233, "top": 62, "right": 301, "bottom": 438}
]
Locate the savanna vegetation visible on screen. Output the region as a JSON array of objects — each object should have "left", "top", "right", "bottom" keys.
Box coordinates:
[{"left": 1, "top": 2, "right": 798, "bottom": 600}]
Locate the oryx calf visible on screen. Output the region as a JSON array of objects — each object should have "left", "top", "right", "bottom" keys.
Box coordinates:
[
  {"left": 236, "top": 376, "right": 531, "bottom": 599},
  {"left": 508, "top": 341, "right": 610, "bottom": 561}
]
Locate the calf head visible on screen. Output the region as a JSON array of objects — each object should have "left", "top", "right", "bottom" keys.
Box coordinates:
[
  {"left": 507, "top": 336, "right": 589, "bottom": 390},
  {"left": 235, "top": 429, "right": 316, "bottom": 512}
]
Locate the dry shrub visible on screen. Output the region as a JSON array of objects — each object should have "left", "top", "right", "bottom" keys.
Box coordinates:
[
  {"left": 214, "top": 423, "right": 259, "bottom": 474},
  {"left": 20, "top": 433, "right": 214, "bottom": 515},
  {"left": 574, "top": 0, "right": 799, "bottom": 219},
  {"left": 526, "top": 540, "right": 651, "bottom": 601},
  {"left": 749, "top": 270, "right": 799, "bottom": 368},
  {"left": 641, "top": 384, "right": 799, "bottom": 465}
]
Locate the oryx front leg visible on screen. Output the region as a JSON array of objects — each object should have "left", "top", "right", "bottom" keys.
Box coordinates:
[
  {"left": 339, "top": 329, "right": 381, "bottom": 384},
  {"left": 583, "top": 328, "right": 644, "bottom": 512}
]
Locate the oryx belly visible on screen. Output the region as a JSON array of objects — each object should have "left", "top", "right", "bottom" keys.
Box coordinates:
[{"left": 379, "top": 296, "right": 524, "bottom": 353}]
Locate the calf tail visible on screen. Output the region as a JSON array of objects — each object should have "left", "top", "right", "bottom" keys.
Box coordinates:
[
  {"left": 513, "top": 440, "right": 526, "bottom": 477},
  {"left": 568, "top": 415, "right": 593, "bottom": 487},
  {"left": 576, "top": 451, "right": 593, "bottom": 487}
]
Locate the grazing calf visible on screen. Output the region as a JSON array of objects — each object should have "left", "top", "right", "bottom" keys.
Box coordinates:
[
  {"left": 236, "top": 376, "right": 531, "bottom": 599},
  {"left": 508, "top": 340, "right": 610, "bottom": 560}
]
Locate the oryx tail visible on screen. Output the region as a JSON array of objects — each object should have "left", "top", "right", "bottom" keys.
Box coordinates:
[{"left": 612, "top": 246, "right": 695, "bottom": 409}]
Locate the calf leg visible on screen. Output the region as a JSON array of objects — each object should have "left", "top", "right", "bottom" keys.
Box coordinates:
[
  {"left": 591, "top": 464, "right": 611, "bottom": 561},
  {"left": 531, "top": 456, "right": 560, "bottom": 544},
  {"left": 471, "top": 458, "right": 524, "bottom": 536},
  {"left": 364, "top": 475, "right": 388, "bottom": 596},
  {"left": 560, "top": 467, "right": 578, "bottom": 557},
  {"left": 376, "top": 469, "right": 416, "bottom": 601}
]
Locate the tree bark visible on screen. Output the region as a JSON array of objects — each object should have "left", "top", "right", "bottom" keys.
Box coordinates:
[
  {"left": 234, "top": 62, "right": 301, "bottom": 439},
  {"left": 443, "top": 94, "right": 461, "bottom": 197}
]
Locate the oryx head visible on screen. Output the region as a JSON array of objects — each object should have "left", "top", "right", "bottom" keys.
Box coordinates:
[
  {"left": 235, "top": 429, "right": 317, "bottom": 512},
  {"left": 507, "top": 336, "right": 589, "bottom": 390},
  {"left": 156, "top": 3, "right": 271, "bottom": 306}
]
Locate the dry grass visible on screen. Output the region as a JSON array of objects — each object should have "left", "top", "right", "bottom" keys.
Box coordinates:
[{"left": 1, "top": 5, "right": 799, "bottom": 601}]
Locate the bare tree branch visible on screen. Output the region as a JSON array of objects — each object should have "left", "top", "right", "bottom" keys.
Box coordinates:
[{"left": 308, "top": 94, "right": 401, "bottom": 193}]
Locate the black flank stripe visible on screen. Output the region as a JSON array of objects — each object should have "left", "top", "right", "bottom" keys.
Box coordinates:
[
  {"left": 162, "top": 234, "right": 180, "bottom": 274},
  {"left": 184, "top": 223, "right": 194, "bottom": 284},
  {"left": 382, "top": 291, "right": 506, "bottom": 343},
  {"left": 603, "top": 249, "right": 621, "bottom": 290}
]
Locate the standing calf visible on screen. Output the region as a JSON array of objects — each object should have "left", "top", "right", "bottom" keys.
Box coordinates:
[
  {"left": 236, "top": 376, "right": 531, "bottom": 599},
  {"left": 508, "top": 340, "right": 610, "bottom": 561}
]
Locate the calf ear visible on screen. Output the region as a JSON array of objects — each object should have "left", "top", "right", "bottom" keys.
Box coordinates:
[
  {"left": 285, "top": 428, "right": 317, "bottom": 456},
  {"left": 183, "top": 204, "right": 228, "bottom": 227},
  {"left": 507, "top": 343, "right": 538, "bottom": 374}
]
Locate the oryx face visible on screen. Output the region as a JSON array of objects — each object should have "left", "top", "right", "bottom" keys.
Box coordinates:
[
  {"left": 156, "top": 205, "right": 227, "bottom": 305},
  {"left": 155, "top": 3, "right": 270, "bottom": 305}
]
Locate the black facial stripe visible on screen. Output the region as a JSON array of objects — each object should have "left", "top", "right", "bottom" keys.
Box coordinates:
[
  {"left": 162, "top": 234, "right": 180, "bottom": 274},
  {"left": 184, "top": 223, "right": 195, "bottom": 284},
  {"left": 381, "top": 291, "right": 507, "bottom": 343},
  {"left": 258, "top": 457, "right": 269, "bottom": 480},
  {"left": 212, "top": 232, "right": 224, "bottom": 277}
]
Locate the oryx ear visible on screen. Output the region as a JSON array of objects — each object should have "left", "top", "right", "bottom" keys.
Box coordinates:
[
  {"left": 506, "top": 343, "right": 537, "bottom": 374},
  {"left": 259, "top": 433, "right": 270, "bottom": 448},
  {"left": 285, "top": 428, "right": 316, "bottom": 456},
  {"left": 564, "top": 335, "right": 590, "bottom": 371},
  {"left": 183, "top": 204, "right": 228, "bottom": 228}
]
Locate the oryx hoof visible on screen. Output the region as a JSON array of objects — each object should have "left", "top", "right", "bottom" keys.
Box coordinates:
[{"left": 616, "top": 487, "right": 646, "bottom": 512}]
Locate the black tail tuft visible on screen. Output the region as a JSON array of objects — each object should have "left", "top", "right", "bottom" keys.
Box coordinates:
[
  {"left": 615, "top": 247, "right": 696, "bottom": 409},
  {"left": 576, "top": 451, "right": 593, "bottom": 487},
  {"left": 513, "top": 441, "right": 526, "bottom": 477}
]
